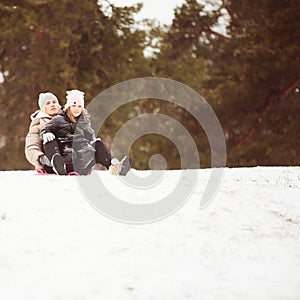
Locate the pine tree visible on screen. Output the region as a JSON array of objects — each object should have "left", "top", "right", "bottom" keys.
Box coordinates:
[
  {"left": 0, "top": 0, "right": 149, "bottom": 169},
  {"left": 212, "top": 0, "right": 300, "bottom": 165},
  {"left": 152, "top": 0, "right": 300, "bottom": 166}
]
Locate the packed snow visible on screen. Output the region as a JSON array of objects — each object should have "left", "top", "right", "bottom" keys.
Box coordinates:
[{"left": 0, "top": 167, "right": 300, "bottom": 300}]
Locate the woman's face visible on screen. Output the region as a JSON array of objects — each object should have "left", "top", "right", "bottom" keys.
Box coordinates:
[
  {"left": 44, "top": 99, "right": 60, "bottom": 116},
  {"left": 70, "top": 104, "right": 83, "bottom": 117}
]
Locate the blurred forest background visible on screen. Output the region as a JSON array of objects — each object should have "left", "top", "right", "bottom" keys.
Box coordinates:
[{"left": 0, "top": 0, "right": 299, "bottom": 170}]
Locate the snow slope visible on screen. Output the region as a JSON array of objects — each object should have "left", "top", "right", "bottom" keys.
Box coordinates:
[{"left": 0, "top": 167, "right": 300, "bottom": 300}]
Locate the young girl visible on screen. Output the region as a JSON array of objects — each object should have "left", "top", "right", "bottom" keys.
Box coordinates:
[
  {"left": 25, "top": 92, "right": 61, "bottom": 173},
  {"left": 41, "top": 89, "right": 131, "bottom": 175}
]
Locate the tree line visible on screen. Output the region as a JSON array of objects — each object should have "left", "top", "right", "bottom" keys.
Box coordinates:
[{"left": 0, "top": 0, "right": 299, "bottom": 170}]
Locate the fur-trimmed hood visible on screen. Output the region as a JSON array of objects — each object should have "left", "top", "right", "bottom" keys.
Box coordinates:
[{"left": 30, "top": 110, "right": 53, "bottom": 121}]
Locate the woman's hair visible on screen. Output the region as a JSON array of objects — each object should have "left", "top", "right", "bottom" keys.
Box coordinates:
[{"left": 65, "top": 107, "right": 86, "bottom": 123}]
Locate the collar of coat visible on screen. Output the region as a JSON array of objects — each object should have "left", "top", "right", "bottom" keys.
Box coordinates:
[{"left": 30, "top": 110, "right": 57, "bottom": 121}]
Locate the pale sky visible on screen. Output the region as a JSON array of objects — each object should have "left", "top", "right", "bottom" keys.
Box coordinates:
[
  {"left": 108, "top": 0, "right": 186, "bottom": 25},
  {"left": 108, "top": 0, "right": 228, "bottom": 32}
]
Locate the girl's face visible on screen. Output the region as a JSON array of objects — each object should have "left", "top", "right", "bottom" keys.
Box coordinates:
[
  {"left": 44, "top": 99, "right": 60, "bottom": 116},
  {"left": 70, "top": 104, "right": 83, "bottom": 117}
]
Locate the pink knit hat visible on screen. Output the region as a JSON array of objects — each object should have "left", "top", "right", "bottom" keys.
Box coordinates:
[{"left": 64, "top": 89, "right": 85, "bottom": 110}]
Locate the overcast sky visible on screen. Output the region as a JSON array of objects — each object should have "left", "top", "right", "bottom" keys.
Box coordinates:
[
  {"left": 108, "top": 0, "right": 228, "bottom": 33},
  {"left": 108, "top": 0, "right": 186, "bottom": 25}
]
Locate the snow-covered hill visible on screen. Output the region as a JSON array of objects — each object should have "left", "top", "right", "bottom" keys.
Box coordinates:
[{"left": 0, "top": 167, "right": 300, "bottom": 300}]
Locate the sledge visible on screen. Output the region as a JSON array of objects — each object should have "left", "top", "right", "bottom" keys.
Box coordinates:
[{"left": 35, "top": 156, "right": 131, "bottom": 176}]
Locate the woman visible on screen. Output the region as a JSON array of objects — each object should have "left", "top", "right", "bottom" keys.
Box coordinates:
[
  {"left": 41, "top": 89, "right": 131, "bottom": 175},
  {"left": 25, "top": 92, "right": 61, "bottom": 173}
]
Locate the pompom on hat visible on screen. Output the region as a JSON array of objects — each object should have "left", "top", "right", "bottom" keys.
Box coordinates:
[
  {"left": 38, "top": 92, "right": 59, "bottom": 109},
  {"left": 64, "top": 89, "right": 85, "bottom": 110}
]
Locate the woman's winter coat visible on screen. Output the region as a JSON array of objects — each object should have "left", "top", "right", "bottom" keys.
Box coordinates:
[
  {"left": 41, "top": 110, "right": 96, "bottom": 171},
  {"left": 25, "top": 110, "right": 53, "bottom": 170}
]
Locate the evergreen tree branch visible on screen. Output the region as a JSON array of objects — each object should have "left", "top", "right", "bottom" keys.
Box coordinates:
[
  {"left": 205, "top": 27, "right": 230, "bottom": 40},
  {"left": 279, "top": 77, "right": 300, "bottom": 101},
  {"left": 238, "top": 76, "right": 300, "bottom": 147},
  {"left": 263, "top": 77, "right": 300, "bottom": 113}
]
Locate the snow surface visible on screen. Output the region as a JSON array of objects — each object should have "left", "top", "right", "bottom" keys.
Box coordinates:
[{"left": 0, "top": 167, "right": 300, "bottom": 300}]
